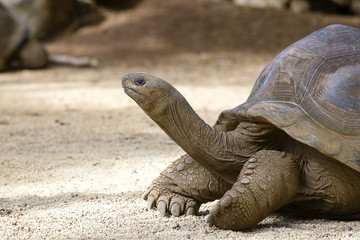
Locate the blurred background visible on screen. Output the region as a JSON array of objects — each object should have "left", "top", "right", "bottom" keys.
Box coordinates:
[
  {"left": 1, "top": 0, "right": 360, "bottom": 74},
  {"left": 1, "top": 1, "right": 360, "bottom": 239}
]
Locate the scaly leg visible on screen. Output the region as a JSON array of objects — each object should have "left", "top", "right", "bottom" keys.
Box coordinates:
[
  {"left": 143, "top": 154, "right": 232, "bottom": 216},
  {"left": 207, "top": 150, "right": 301, "bottom": 230}
]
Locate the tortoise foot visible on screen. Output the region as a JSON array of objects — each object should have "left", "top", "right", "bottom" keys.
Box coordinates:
[
  {"left": 207, "top": 185, "right": 248, "bottom": 230},
  {"left": 143, "top": 183, "right": 199, "bottom": 216},
  {"left": 208, "top": 151, "right": 301, "bottom": 230},
  {"left": 142, "top": 154, "right": 232, "bottom": 217}
]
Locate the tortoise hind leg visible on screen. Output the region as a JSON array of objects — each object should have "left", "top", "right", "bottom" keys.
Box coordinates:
[
  {"left": 282, "top": 154, "right": 360, "bottom": 220},
  {"left": 207, "top": 150, "right": 301, "bottom": 230},
  {"left": 143, "top": 154, "right": 232, "bottom": 216}
]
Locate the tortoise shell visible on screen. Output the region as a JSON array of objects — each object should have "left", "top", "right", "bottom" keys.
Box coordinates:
[
  {"left": 215, "top": 24, "right": 360, "bottom": 172},
  {"left": 0, "top": 3, "right": 27, "bottom": 71}
]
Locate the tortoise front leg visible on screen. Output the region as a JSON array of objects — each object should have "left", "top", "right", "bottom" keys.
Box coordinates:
[
  {"left": 207, "top": 150, "right": 301, "bottom": 230},
  {"left": 143, "top": 154, "right": 232, "bottom": 216}
]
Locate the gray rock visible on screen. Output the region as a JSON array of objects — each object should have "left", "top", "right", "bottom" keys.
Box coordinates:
[
  {"left": 290, "top": 0, "right": 311, "bottom": 13},
  {"left": 233, "top": 0, "right": 288, "bottom": 9}
]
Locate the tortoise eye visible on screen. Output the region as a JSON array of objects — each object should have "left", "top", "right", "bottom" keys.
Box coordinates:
[{"left": 134, "top": 78, "right": 146, "bottom": 86}]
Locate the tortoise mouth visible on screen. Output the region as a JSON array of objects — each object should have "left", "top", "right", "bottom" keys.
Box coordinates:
[
  {"left": 122, "top": 75, "right": 145, "bottom": 98},
  {"left": 123, "top": 87, "right": 144, "bottom": 97}
]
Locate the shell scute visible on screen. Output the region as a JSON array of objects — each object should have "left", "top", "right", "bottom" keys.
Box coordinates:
[{"left": 246, "top": 102, "right": 303, "bottom": 127}]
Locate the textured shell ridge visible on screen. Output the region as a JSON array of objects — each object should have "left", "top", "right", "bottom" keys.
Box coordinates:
[
  {"left": 299, "top": 58, "right": 326, "bottom": 104},
  {"left": 295, "top": 44, "right": 326, "bottom": 59}
]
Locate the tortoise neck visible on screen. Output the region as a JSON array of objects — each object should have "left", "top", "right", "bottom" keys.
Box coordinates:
[{"left": 145, "top": 88, "right": 245, "bottom": 183}]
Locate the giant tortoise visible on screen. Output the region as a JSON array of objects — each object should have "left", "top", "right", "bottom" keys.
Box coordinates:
[{"left": 121, "top": 24, "right": 360, "bottom": 230}]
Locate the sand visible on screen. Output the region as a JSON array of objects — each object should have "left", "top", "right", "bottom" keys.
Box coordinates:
[{"left": 1, "top": 0, "right": 360, "bottom": 239}]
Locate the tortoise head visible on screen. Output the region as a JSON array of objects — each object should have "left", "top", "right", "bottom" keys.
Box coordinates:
[{"left": 122, "top": 72, "right": 175, "bottom": 113}]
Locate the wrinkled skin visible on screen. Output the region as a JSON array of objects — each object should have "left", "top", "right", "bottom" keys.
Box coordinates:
[{"left": 122, "top": 72, "right": 360, "bottom": 230}]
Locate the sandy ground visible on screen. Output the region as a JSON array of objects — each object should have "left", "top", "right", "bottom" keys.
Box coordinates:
[{"left": 1, "top": 0, "right": 360, "bottom": 239}]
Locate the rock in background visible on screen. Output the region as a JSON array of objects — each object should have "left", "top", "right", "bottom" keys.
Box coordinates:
[
  {"left": 209, "top": 0, "right": 360, "bottom": 14},
  {"left": 95, "top": 0, "right": 142, "bottom": 9},
  {"left": 0, "top": 0, "right": 104, "bottom": 40},
  {"left": 0, "top": 3, "right": 27, "bottom": 71},
  {"left": 233, "top": 0, "right": 287, "bottom": 9}
]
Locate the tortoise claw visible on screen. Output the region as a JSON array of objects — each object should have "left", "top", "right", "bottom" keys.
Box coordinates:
[
  {"left": 171, "top": 203, "right": 181, "bottom": 217},
  {"left": 143, "top": 185, "right": 199, "bottom": 217},
  {"left": 142, "top": 188, "right": 152, "bottom": 200},
  {"left": 146, "top": 190, "right": 158, "bottom": 209},
  {"left": 147, "top": 196, "right": 156, "bottom": 209},
  {"left": 157, "top": 200, "right": 167, "bottom": 215},
  {"left": 207, "top": 202, "right": 220, "bottom": 227},
  {"left": 185, "top": 207, "right": 196, "bottom": 216}
]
